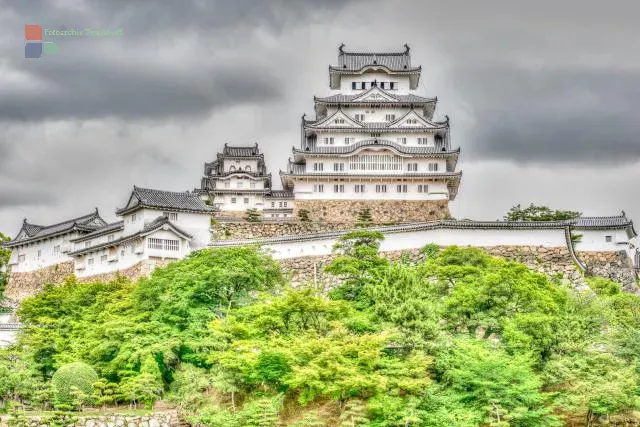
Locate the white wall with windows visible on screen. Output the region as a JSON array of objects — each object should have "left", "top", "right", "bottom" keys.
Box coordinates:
[
  {"left": 8, "top": 232, "right": 82, "bottom": 273},
  {"left": 339, "top": 72, "right": 411, "bottom": 94},
  {"left": 303, "top": 153, "right": 447, "bottom": 174},
  {"left": 222, "top": 159, "right": 259, "bottom": 173},
  {"left": 292, "top": 179, "right": 450, "bottom": 200},
  {"left": 310, "top": 132, "right": 446, "bottom": 149},
  {"left": 575, "top": 229, "right": 633, "bottom": 252}
]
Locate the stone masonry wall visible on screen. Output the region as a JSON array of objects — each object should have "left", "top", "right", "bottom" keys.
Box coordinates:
[
  {"left": 0, "top": 410, "right": 180, "bottom": 427},
  {"left": 76, "top": 259, "right": 173, "bottom": 284},
  {"left": 293, "top": 199, "right": 450, "bottom": 223},
  {"left": 580, "top": 250, "right": 638, "bottom": 292},
  {"left": 212, "top": 220, "right": 354, "bottom": 240},
  {"left": 279, "top": 246, "right": 639, "bottom": 292},
  {"left": 5, "top": 261, "right": 75, "bottom": 306}
]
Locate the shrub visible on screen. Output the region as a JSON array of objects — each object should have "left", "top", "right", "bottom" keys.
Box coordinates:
[{"left": 51, "top": 362, "right": 98, "bottom": 408}]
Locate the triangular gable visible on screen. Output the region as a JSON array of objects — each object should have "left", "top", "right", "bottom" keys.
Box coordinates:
[
  {"left": 122, "top": 190, "right": 142, "bottom": 211},
  {"left": 310, "top": 108, "right": 364, "bottom": 128},
  {"left": 142, "top": 220, "right": 192, "bottom": 240},
  {"left": 351, "top": 86, "right": 399, "bottom": 103},
  {"left": 387, "top": 109, "right": 438, "bottom": 129}
]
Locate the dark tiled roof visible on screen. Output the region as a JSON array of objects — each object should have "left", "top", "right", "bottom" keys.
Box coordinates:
[
  {"left": 116, "top": 186, "right": 214, "bottom": 215},
  {"left": 315, "top": 93, "right": 435, "bottom": 104},
  {"left": 6, "top": 209, "right": 107, "bottom": 247},
  {"left": 265, "top": 190, "right": 294, "bottom": 199},
  {"left": 71, "top": 221, "right": 125, "bottom": 243},
  {"left": 69, "top": 216, "right": 191, "bottom": 256},
  {"left": 222, "top": 143, "right": 262, "bottom": 157},
  {"left": 573, "top": 212, "right": 637, "bottom": 237},
  {"left": 331, "top": 45, "right": 420, "bottom": 73}
]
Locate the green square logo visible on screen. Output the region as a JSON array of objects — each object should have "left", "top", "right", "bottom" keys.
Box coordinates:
[{"left": 43, "top": 41, "right": 58, "bottom": 55}]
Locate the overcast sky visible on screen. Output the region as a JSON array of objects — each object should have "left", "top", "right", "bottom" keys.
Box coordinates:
[{"left": 1, "top": 0, "right": 639, "bottom": 235}]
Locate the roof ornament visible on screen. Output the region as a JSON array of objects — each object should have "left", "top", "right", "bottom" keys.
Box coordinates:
[
  {"left": 339, "top": 43, "right": 345, "bottom": 54},
  {"left": 404, "top": 43, "right": 410, "bottom": 53},
  {"left": 23, "top": 218, "right": 27, "bottom": 224},
  {"left": 445, "top": 114, "right": 450, "bottom": 123}
]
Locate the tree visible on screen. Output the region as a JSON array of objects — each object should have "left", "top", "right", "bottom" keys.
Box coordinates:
[
  {"left": 245, "top": 208, "right": 262, "bottom": 222},
  {"left": 51, "top": 362, "right": 99, "bottom": 409},
  {"left": 0, "top": 231, "right": 11, "bottom": 306},
  {"left": 504, "top": 204, "right": 581, "bottom": 221},
  {"left": 355, "top": 208, "right": 373, "bottom": 228}
]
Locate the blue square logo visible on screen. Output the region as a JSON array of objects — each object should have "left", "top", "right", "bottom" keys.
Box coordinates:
[{"left": 25, "top": 42, "right": 42, "bottom": 58}]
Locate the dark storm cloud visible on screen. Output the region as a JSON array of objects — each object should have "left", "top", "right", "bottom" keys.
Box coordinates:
[
  {"left": 454, "top": 66, "right": 640, "bottom": 164},
  {"left": 0, "top": 189, "right": 57, "bottom": 208},
  {"left": 0, "top": 0, "right": 357, "bottom": 122}
]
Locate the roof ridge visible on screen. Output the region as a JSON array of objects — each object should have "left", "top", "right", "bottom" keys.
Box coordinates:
[{"left": 25, "top": 210, "right": 99, "bottom": 231}]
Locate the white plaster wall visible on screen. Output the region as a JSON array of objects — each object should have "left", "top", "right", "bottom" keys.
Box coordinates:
[
  {"left": 324, "top": 107, "right": 419, "bottom": 122},
  {"left": 260, "top": 228, "right": 568, "bottom": 260},
  {"left": 73, "top": 230, "right": 124, "bottom": 253},
  {"left": 304, "top": 155, "right": 446, "bottom": 174},
  {"left": 215, "top": 193, "right": 265, "bottom": 212},
  {"left": 312, "top": 132, "right": 443, "bottom": 148},
  {"left": 292, "top": 180, "right": 449, "bottom": 200},
  {"left": 0, "top": 329, "right": 17, "bottom": 348},
  {"left": 9, "top": 231, "right": 80, "bottom": 273},
  {"left": 223, "top": 158, "right": 259, "bottom": 173},
  {"left": 339, "top": 73, "right": 411, "bottom": 93},
  {"left": 575, "top": 229, "right": 632, "bottom": 252}
]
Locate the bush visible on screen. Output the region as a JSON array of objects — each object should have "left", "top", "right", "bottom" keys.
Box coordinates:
[{"left": 51, "top": 362, "right": 98, "bottom": 408}]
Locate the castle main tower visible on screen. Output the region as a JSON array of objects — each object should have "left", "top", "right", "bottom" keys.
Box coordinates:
[{"left": 280, "top": 44, "right": 461, "bottom": 223}]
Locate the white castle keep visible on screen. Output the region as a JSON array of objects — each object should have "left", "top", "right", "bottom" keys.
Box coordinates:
[{"left": 3, "top": 45, "right": 639, "bottom": 285}]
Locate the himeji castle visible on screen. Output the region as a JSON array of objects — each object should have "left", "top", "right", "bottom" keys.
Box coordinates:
[{"left": 280, "top": 44, "right": 461, "bottom": 223}]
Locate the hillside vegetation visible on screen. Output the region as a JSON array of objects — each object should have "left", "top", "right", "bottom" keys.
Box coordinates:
[{"left": 1, "top": 234, "right": 640, "bottom": 426}]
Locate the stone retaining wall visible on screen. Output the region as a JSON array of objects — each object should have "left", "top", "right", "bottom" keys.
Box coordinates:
[
  {"left": 5, "top": 261, "right": 75, "bottom": 306},
  {"left": 293, "top": 199, "right": 450, "bottom": 223},
  {"left": 0, "top": 411, "right": 180, "bottom": 427},
  {"left": 212, "top": 220, "right": 354, "bottom": 240},
  {"left": 279, "top": 246, "right": 639, "bottom": 292},
  {"left": 77, "top": 259, "right": 173, "bottom": 284}
]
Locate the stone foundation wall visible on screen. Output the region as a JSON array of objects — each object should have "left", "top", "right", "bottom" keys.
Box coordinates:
[
  {"left": 293, "top": 199, "right": 450, "bottom": 223},
  {"left": 5, "top": 261, "right": 75, "bottom": 306},
  {"left": 212, "top": 221, "right": 354, "bottom": 240},
  {"left": 0, "top": 411, "right": 179, "bottom": 427},
  {"left": 279, "top": 246, "right": 639, "bottom": 293},
  {"left": 77, "top": 258, "right": 173, "bottom": 284}
]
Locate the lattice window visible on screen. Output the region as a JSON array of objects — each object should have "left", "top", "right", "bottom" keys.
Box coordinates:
[
  {"left": 350, "top": 154, "right": 402, "bottom": 172},
  {"left": 148, "top": 238, "right": 179, "bottom": 251}
]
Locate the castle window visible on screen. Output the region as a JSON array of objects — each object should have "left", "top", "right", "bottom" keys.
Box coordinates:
[
  {"left": 121, "top": 250, "right": 125, "bottom": 257},
  {"left": 54, "top": 245, "right": 60, "bottom": 254},
  {"left": 375, "top": 184, "right": 387, "bottom": 193},
  {"left": 244, "top": 198, "right": 249, "bottom": 204},
  {"left": 333, "top": 162, "right": 345, "bottom": 172},
  {"left": 418, "top": 184, "right": 429, "bottom": 193},
  {"left": 380, "top": 82, "right": 386, "bottom": 89},
  {"left": 407, "top": 163, "right": 418, "bottom": 172},
  {"left": 385, "top": 114, "right": 396, "bottom": 121},
  {"left": 224, "top": 182, "right": 230, "bottom": 188},
  {"left": 163, "top": 212, "right": 178, "bottom": 221},
  {"left": 107, "top": 235, "right": 115, "bottom": 242},
  {"left": 271, "top": 202, "right": 275, "bottom": 208},
  {"left": 148, "top": 238, "right": 179, "bottom": 252},
  {"left": 279, "top": 202, "right": 283, "bottom": 208},
  {"left": 396, "top": 184, "right": 408, "bottom": 193},
  {"left": 354, "top": 184, "right": 365, "bottom": 193},
  {"left": 350, "top": 154, "right": 402, "bottom": 172},
  {"left": 283, "top": 202, "right": 288, "bottom": 207},
  {"left": 344, "top": 137, "right": 355, "bottom": 145},
  {"left": 131, "top": 214, "right": 136, "bottom": 222},
  {"left": 313, "top": 184, "right": 324, "bottom": 193},
  {"left": 605, "top": 236, "right": 613, "bottom": 242},
  {"left": 100, "top": 255, "right": 107, "bottom": 263},
  {"left": 324, "top": 137, "right": 335, "bottom": 145},
  {"left": 37, "top": 250, "right": 41, "bottom": 258},
  {"left": 352, "top": 82, "right": 357, "bottom": 90},
  {"left": 231, "top": 198, "right": 237, "bottom": 204},
  {"left": 418, "top": 137, "right": 428, "bottom": 145},
  {"left": 355, "top": 114, "right": 365, "bottom": 121},
  {"left": 237, "top": 182, "right": 244, "bottom": 188},
  {"left": 360, "top": 82, "right": 366, "bottom": 90},
  {"left": 407, "top": 119, "right": 418, "bottom": 125},
  {"left": 85, "top": 241, "right": 92, "bottom": 248},
  {"left": 428, "top": 163, "right": 439, "bottom": 172},
  {"left": 313, "top": 162, "right": 324, "bottom": 172},
  {"left": 88, "top": 258, "right": 94, "bottom": 265},
  {"left": 250, "top": 182, "right": 256, "bottom": 189},
  {"left": 334, "top": 184, "right": 345, "bottom": 193},
  {"left": 397, "top": 137, "right": 407, "bottom": 145},
  {"left": 389, "top": 82, "right": 396, "bottom": 90},
  {"left": 334, "top": 119, "right": 344, "bottom": 125}
]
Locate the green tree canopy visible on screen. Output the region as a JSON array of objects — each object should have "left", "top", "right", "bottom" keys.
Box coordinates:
[{"left": 504, "top": 204, "right": 581, "bottom": 221}]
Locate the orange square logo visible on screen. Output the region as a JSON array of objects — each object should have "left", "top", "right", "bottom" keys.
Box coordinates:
[{"left": 25, "top": 25, "right": 42, "bottom": 41}]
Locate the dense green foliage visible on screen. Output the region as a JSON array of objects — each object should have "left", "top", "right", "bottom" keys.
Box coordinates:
[
  {"left": 51, "top": 362, "right": 98, "bottom": 408},
  {"left": 2, "top": 239, "right": 640, "bottom": 425},
  {"left": 504, "top": 204, "right": 582, "bottom": 221},
  {"left": 0, "top": 231, "right": 10, "bottom": 307}
]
